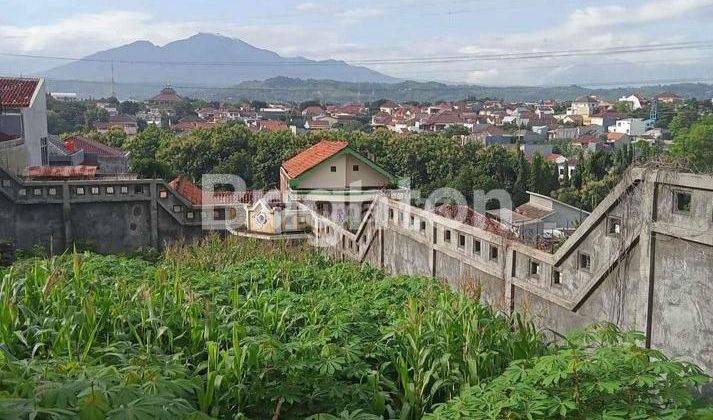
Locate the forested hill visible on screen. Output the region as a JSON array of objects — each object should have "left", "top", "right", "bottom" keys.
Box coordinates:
[{"left": 46, "top": 76, "right": 713, "bottom": 103}]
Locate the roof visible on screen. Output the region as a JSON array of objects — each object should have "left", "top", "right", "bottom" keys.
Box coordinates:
[
  {"left": 487, "top": 208, "right": 539, "bottom": 225},
  {"left": 435, "top": 204, "right": 512, "bottom": 236},
  {"left": 301, "top": 105, "right": 324, "bottom": 116},
  {"left": 282, "top": 140, "right": 349, "bottom": 179},
  {"left": 150, "top": 87, "right": 181, "bottom": 103},
  {"left": 27, "top": 165, "right": 97, "bottom": 180},
  {"left": 607, "top": 132, "right": 627, "bottom": 142},
  {"left": 515, "top": 203, "right": 554, "bottom": 221},
  {"left": 255, "top": 120, "right": 289, "bottom": 132},
  {"left": 0, "top": 78, "right": 40, "bottom": 107},
  {"left": 0, "top": 131, "right": 20, "bottom": 142},
  {"left": 573, "top": 95, "right": 597, "bottom": 103},
  {"left": 63, "top": 135, "right": 127, "bottom": 158},
  {"left": 169, "top": 176, "right": 255, "bottom": 206}
]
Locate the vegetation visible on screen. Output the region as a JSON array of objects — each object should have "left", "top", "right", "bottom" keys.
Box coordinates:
[
  {"left": 427, "top": 325, "right": 712, "bottom": 419},
  {"left": 0, "top": 237, "right": 710, "bottom": 418},
  {"left": 0, "top": 237, "right": 546, "bottom": 418}
]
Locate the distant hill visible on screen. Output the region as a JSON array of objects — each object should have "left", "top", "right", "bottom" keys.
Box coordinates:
[
  {"left": 46, "top": 76, "right": 713, "bottom": 104},
  {"left": 41, "top": 33, "right": 398, "bottom": 86}
]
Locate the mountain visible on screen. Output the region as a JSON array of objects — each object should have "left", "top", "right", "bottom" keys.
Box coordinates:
[
  {"left": 45, "top": 76, "right": 713, "bottom": 104},
  {"left": 40, "top": 33, "right": 398, "bottom": 86}
]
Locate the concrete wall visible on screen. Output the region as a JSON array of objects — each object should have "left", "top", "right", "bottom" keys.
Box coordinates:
[
  {"left": 308, "top": 168, "right": 713, "bottom": 374},
  {"left": 22, "top": 80, "right": 48, "bottom": 167},
  {"left": 297, "top": 153, "right": 391, "bottom": 190}
]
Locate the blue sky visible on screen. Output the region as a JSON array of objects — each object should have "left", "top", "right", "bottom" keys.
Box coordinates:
[{"left": 2, "top": 0, "right": 713, "bottom": 85}]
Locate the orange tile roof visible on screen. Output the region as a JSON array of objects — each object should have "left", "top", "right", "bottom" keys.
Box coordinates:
[
  {"left": 169, "top": 176, "right": 255, "bottom": 206},
  {"left": 282, "top": 140, "right": 349, "bottom": 179},
  {"left": 0, "top": 78, "right": 39, "bottom": 107}
]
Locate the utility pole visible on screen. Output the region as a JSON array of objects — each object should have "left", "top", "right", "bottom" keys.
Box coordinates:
[{"left": 649, "top": 97, "right": 658, "bottom": 122}]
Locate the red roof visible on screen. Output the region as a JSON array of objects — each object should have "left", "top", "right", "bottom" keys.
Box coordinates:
[
  {"left": 64, "top": 135, "right": 126, "bottom": 158},
  {"left": 255, "top": 120, "right": 289, "bottom": 132},
  {"left": 435, "top": 204, "right": 513, "bottom": 237},
  {"left": 282, "top": 140, "right": 349, "bottom": 179},
  {"left": 0, "top": 78, "right": 40, "bottom": 107},
  {"left": 169, "top": 176, "right": 254, "bottom": 206},
  {"left": 27, "top": 165, "right": 97, "bottom": 180}
]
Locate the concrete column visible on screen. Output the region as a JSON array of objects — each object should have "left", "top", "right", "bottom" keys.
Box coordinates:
[
  {"left": 149, "top": 182, "right": 159, "bottom": 249},
  {"left": 638, "top": 170, "right": 659, "bottom": 347},
  {"left": 62, "top": 182, "right": 72, "bottom": 249}
]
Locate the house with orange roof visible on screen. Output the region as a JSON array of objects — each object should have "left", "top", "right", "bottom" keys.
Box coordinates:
[
  {"left": 279, "top": 140, "right": 406, "bottom": 215},
  {"left": 0, "top": 77, "right": 48, "bottom": 175}
]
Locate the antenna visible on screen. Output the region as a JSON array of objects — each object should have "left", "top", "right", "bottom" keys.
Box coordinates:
[
  {"left": 650, "top": 97, "right": 658, "bottom": 121},
  {"left": 110, "top": 61, "right": 116, "bottom": 99}
]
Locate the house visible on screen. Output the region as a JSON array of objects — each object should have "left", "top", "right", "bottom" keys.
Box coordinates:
[
  {"left": 304, "top": 119, "right": 332, "bottom": 131},
  {"left": 656, "top": 91, "right": 683, "bottom": 104},
  {"left": 463, "top": 124, "right": 512, "bottom": 146},
  {"left": 568, "top": 95, "right": 598, "bottom": 117},
  {"left": 606, "top": 132, "right": 631, "bottom": 146},
  {"left": 379, "top": 100, "right": 399, "bottom": 114},
  {"left": 94, "top": 114, "right": 139, "bottom": 136},
  {"left": 0, "top": 77, "right": 48, "bottom": 175},
  {"left": 589, "top": 112, "right": 625, "bottom": 131},
  {"left": 279, "top": 140, "right": 406, "bottom": 220},
  {"left": 148, "top": 86, "right": 182, "bottom": 110},
  {"left": 521, "top": 144, "right": 553, "bottom": 157},
  {"left": 50, "top": 92, "right": 78, "bottom": 102},
  {"left": 61, "top": 135, "right": 130, "bottom": 175},
  {"left": 301, "top": 106, "right": 324, "bottom": 118},
  {"left": 545, "top": 154, "right": 577, "bottom": 180},
  {"left": 618, "top": 94, "right": 647, "bottom": 110},
  {"left": 251, "top": 120, "right": 290, "bottom": 133},
  {"left": 609, "top": 118, "right": 654, "bottom": 136},
  {"left": 488, "top": 191, "right": 589, "bottom": 239}
]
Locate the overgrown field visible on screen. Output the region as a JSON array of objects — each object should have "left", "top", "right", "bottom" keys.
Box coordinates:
[{"left": 0, "top": 237, "right": 710, "bottom": 419}]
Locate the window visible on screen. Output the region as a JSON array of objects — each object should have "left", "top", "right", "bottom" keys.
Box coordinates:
[
  {"left": 173, "top": 205, "right": 182, "bottom": 213},
  {"left": 18, "top": 188, "right": 26, "bottom": 197},
  {"left": 529, "top": 260, "right": 541, "bottom": 276},
  {"left": 674, "top": 190, "right": 692, "bottom": 214},
  {"left": 444, "top": 229, "right": 451, "bottom": 243},
  {"left": 420, "top": 220, "right": 427, "bottom": 232},
  {"left": 579, "top": 252, "right": 592, "bottom": 271},
  {"left": 352, "top": 164, "right": 359, "bottom": 171},
  {"left": 91, "top": 187, "right": 100, "bottom": 195},
  {"left": 473, "top": 239, "right": 482, "bottom": 255},
  {"left": 159, "top": 189, "right": 168, "bottom": 199},
  {"left": 1, "top": 179, "right": 10, "bottom": 188},
  {"left": 106, "top": 186, "right": 115, "bottom": 195},
  {"left": 33, "top": 188, "right": 42, "bottom": 196},
  {"left": 410, "top": 215, "right": 415, "bottom": 228},
  {"left": 330, "top": 165, "right": 337, "bottom": 172},
  {"left": 186, "top": 211, "right": 195, "bottom": 220},
  {"left": 607, "top": 216, "right": 622, "bottom": 236},
  {"left": 134, "top": 185, "right": 144, "bottom": 194},
  {"left": 489, "top": 245, "right": 499, "bottom": 261},
  {"left": 76, "top": 187, "right": 85, "bottom": 196},
  {"left": 552, "top": 269, "right": 562, "bottom": 285},
  {"left": 389, "top": 208, "right": 394, "bottom": 220},
  {"left": 48, "top": 188, "right": 57, "bottom": 197},
  {"left": 458, "top": 234, "right": 466, "bottom": 248},
  {"left": 433, "top": 227, "right": 438, "bottom": 244},
  {"left": 120, "top": 186, "right": 129, "bottom": 194}
]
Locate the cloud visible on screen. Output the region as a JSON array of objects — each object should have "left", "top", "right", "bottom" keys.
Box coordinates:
[{"left": 295, "top": 2, "right": 318, "bottom": 12}]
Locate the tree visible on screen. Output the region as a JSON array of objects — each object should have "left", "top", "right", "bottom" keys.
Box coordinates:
[
  {"left": 668, "top": 106, "right": 699, "bottom": 138},
  {"left": 122, "top": 125, "right": 172, "bottom": 178},
  {"left": 670, "top": 115, "right": 713, "bottom": 171},
  {"left": 119, "top": 101, "right": 142, "bottom": 116},
  {"left": 84, "top": 106, "right": 109, "bottom": 129}
]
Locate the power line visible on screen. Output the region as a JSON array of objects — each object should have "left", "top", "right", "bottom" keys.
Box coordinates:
[{"left": 4, "top": 41, "right": 712, "bottom": 67}]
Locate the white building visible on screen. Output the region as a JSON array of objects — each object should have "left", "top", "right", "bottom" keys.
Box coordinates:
[
  {"left": 609, "top": 118, "right": 655, "bottom": 136},
  {"left": 0, "top": 77, "right": 48, "bottom": 175},
  {"left": 618, "top": 94, "right": 647, "bottom": 110}
]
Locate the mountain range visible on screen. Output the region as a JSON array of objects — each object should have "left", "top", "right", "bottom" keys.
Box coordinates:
[{"left": 40, "top": 33, "right": 398, "bottom": 86}]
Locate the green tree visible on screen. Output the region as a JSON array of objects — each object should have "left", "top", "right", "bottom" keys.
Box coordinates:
[
  {"left": 670, "top": 115, "right": 713, "bottom": 171},
  {"left": 122, "top": 125, "right": 172, "bottom": 178}
]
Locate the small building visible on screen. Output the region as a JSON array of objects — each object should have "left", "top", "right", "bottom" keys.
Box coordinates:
[
  {"left": 656, "top": 91, "right": 683, "bottom": 104},
  {"left": 280, "top": 140, "right": 406, "bottom": 221},
  {"left": 568, "top": 96, "right": 598, "bottom": 117},
  {"left": 0, "top": 77, "right": 48, "bottom": 175},
  {"left": 94, "top": 114, "right": 138, "bottom": 136},
  {"left": 61, "top": 135, "right": 130, "bottom": 175},
  {"left": 148, "top": 86, "right": 182, "bottom": 110},
  {"left": 618, "top": 94, "right": 647, "bottom": 110},
  {"left": 609, "top": 118, "right": 654, "bottom": 136}
]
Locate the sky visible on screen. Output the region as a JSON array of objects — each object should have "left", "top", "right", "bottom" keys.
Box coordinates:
[{"left": 2, "top": 0, "right": 713, "bottom": 86}]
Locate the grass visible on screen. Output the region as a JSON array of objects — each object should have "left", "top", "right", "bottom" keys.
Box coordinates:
[{"left": 0, "top": 236, "right": 546, "bottom": 419}]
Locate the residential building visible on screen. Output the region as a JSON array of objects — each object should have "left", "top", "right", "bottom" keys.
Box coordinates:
[
  {"left": 279, "top": 140, "right": 406, "bottom": 220},
  {"left": 0, "top": 77, "right": 48, "bottom": 175},
  {"left": 609, "top": 118, "right": 654, "bottom": 136},
  {"left": 568, "top": 95, "right": 598, "bottom": 117},
  {"left": 94, "top": 114, "right": 139, "bottom": 136},
  {"left": 618, "top": 94, "right": 647, "bottom": 110},
  {"left": 61, "top": 135, "right": 130, "bottom": 175},
  {"left": 656, "top": 91, "right": 683, "bottom": 104}
]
